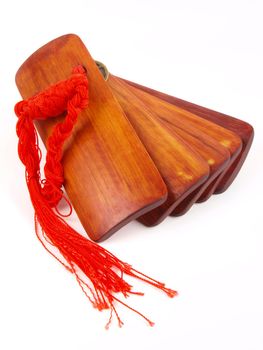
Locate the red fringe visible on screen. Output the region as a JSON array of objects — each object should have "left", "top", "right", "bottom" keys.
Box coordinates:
[{"left": 15, "top": 66, "right": 177, "bottom": 327}]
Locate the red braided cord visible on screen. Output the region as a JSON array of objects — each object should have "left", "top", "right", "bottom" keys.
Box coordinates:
[{"left": 15, "top": 66, "right": 177, "bottom": 327}]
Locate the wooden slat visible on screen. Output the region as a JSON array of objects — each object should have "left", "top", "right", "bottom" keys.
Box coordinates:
[
  {"left": 108, "top": 76, "right": 231, "bottom": 217},
  {"left": 118, "top": 80, "right": 242, "bottom": 209},
  {"left": 108, "top": 75, "right": 209, "bottom": 225},
  {"left": 15, "top": 34, "right": 168, "bottom": 241},
  {"left": 121, "top": 78, "right": 253, "bottom": 194}
]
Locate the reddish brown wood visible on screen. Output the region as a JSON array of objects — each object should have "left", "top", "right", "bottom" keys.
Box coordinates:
[
  {"left": 117, "top": 80, "right": 242, "bottom": 207},
  {"left": 121, "top": 78, "right": 253, "bottom": 194},
  {"left": 108, "top": 76, "right": 209, "bottom": 225},
  {"left": 108, "top": 76, "right": 231, "bottom": 217},
  {"left": 15, "top": 34, "right": 168, "bottom": 241},
  {"left": 154, "top": 117, "right": 230, "bottom": 214}
]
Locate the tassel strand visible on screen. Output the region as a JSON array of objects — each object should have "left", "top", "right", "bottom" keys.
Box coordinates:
[{"left": 15, "top": 65, "right": 177, "bottom": 327}]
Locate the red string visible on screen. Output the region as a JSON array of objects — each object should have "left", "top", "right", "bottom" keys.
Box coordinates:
[{"left": 15, "top": 65, "right": 177, "bottom": 327}]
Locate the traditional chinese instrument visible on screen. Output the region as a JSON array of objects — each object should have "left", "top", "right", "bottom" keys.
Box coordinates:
[{"left": 14, "top": 34, "right": 253, "bottom": 327}]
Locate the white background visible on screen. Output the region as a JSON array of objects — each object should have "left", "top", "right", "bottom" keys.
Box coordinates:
[{"left": 0, "top": 1, "right": 262, "bottom": 349}]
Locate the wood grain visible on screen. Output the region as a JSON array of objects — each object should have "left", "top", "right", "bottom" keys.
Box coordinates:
[
  {"left": 109, "top": 75, "right": 234, "bottom": 216},
  {"left": 121, "top": 78, "right": 253, "bottom": 194},
  {"left": 15, "top": 34, "right": 168, "bottom": 241},
  {"left": 117, "top": 80, "right": 242, "bottom": 208},
  {"left": 153, "top": 114, "right": 230, "bottom": 215},
  {"left": 108, "top": 75, "right": 209, "bottom": 225}
]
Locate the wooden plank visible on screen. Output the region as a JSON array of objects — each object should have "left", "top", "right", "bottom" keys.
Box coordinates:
[
  {"left": 15, "top": 34, "right": 168, "bottom": 241},
  {"left": 108, "top": 76, "right": 209, "bottom": 225},
  {"left": 110, "top": 77, "right": 230, "bottom": 215},
  {"left": 118, "top": 80, "right": 242, "bottom": 208},
  {"left": 121, "top": 78, "right": 253, "bottom": 194}
]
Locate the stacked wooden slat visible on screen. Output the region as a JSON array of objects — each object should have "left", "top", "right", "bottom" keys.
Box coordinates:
[{"left": 15, "top": 34, "right": 253, "bottom": 241}]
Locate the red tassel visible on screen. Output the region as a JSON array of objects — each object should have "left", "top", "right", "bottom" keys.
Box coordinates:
[{"left": 15, "top": 65, "right": 177, "bottom": 327}]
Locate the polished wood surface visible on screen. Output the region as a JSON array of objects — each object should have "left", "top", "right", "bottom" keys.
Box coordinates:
[
  {"left": 108, "top": 75, "right": 209, "bottom": 225},
  {"left": 15, "top": 34, "right": 168, "bottom": 241},
  {"left": 109, "top": 76, "right": 230, "bottom": 217},
  {"left": 154, "top": 115, "right": 230, "bottom": 214},
  {"left": 110, "top": 75, "right": 233, "bottom": 216},
  {"left": 118, "top": 80, "right": 242, "bottom": 206},
  {"left": 121, "top": 78, "right": 253, "bottom": 194}
]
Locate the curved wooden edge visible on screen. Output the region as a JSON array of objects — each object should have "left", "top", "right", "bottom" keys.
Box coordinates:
[
  {"left": 120, "top": 78, "right": 253, "bottom": 193},
  {"left": 15, "top": 34, "right": 168, "bottom": 241}
]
